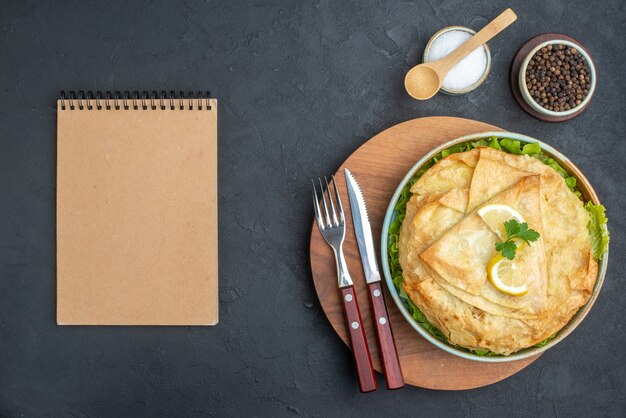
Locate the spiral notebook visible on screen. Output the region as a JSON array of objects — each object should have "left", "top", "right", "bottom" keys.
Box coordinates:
[{"left": 57, "top": 91, "right": 218, "bottom": 326}]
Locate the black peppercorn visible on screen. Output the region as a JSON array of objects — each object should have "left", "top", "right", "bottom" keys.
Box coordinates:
[{"left": 526, "top": 43, "right": 592, "bottom": 112}]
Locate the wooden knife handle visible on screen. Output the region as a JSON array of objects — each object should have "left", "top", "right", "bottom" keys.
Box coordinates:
[
  {"left": 340, "top": 286, "right": 377, "bottom": 393},
  {"left": 367, "top": 281, "right": 405, "bottom": 390}
]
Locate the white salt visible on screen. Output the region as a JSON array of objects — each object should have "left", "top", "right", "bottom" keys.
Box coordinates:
[{"left": 426, "top": 30, "right": 488, "bottom": 91}]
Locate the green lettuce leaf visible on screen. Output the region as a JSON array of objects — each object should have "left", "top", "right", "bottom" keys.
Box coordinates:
[
  {"left": 534, "top": 333, "right": 557, "bottom": 348},
  {"left": 584, "top": 202, "right": 610, "bottom": 259},
  {"left": 521, "top": 142, "right": 541, "bottom": 155},
  {"left": 532, "top": 153, "right": 579, "bottom": 195},
  {"left": 500, "top": 138, "right": 522, "bottom": 154}
]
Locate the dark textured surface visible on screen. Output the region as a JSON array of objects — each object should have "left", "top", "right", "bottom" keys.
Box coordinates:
[{"left": 0, "top": 0, "right": 624, "bottom": 416}]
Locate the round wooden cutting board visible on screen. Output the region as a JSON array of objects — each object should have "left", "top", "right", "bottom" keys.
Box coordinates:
[{"left": 309, "top": 116, "right": 541, "bottom": 390}]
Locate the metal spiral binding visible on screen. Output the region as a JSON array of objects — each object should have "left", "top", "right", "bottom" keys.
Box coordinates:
[{"left": 59, "top": 90, "right": 212, "bottom": 111}]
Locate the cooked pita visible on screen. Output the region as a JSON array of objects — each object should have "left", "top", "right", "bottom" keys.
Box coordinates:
[
  {"left": 399, "top": 190, "right": 466, "bottom": 287},
  {"left": 398, "top": 147, "right": 597, "bottom": 355},
  {"left": 466, "top": 148, "right": 534, "bottom": 212},
  {"left": 410, "top": 149, "right": 479, "bottom": 196}
]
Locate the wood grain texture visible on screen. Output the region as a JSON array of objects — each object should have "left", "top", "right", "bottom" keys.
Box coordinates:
[
  {"left": 309, "top": 116, "right": 540, "bottom": 391},
  {"left": 367, "top": 281, "right": 404, "bottom": 390},
  {"left": 340, "top": 286, "right": 377, "bottom": 393},
  {"left": 510, "top": 33, "right": 595, "bottom": 122}
]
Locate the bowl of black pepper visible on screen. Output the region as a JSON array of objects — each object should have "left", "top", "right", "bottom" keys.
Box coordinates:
[{"left": 519, "top": 40, "right": 596, "bottom": 116}]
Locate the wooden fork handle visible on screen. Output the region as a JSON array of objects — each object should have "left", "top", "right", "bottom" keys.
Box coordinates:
[
  {"left": 367, "top": 281, "right": 404, "bottom": 390},
  {"left": 340, "top": 286, "right": 377, "bottom": 393}
]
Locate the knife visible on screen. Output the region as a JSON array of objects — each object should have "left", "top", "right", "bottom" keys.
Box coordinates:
[{"left": 344, "top": 168, "right": 405, "bottom": 390}]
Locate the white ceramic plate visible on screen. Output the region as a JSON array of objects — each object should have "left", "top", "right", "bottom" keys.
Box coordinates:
[{"left": 380, "top": 131, "right": 608, "bottom": 362}]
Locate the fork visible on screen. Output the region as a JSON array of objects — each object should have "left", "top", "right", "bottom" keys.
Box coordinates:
[{"left": 312, "top": 176, "right": 377, "bottom": 393}]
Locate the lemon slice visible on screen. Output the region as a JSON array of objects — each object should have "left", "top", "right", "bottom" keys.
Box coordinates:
[
  {"left": 478, "top": 204, "right": 524, "bottom": 239},
  {"left": 487, "top": 254, "right": 528, "bottom": 296}
]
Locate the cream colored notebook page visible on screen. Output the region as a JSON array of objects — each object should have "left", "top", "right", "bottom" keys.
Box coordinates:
[{"left": 57, "top": 91, "right": 218, "bottom": 325}]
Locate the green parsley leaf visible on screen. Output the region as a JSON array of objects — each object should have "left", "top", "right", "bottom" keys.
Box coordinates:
[
  {"left": 495, "top": 240, "right": 517, "bottom": 260},
  {"left": 495, "top": 219, "right": 540, "bottom": 260},
  {"left": 513, "top": 221, "right": 540, "bottom": 243},
  {"left": 503, "top": 219, "right": 521, "bottom": 237}
]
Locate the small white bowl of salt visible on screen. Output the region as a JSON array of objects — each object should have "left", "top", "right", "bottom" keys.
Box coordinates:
[{"left": 423, "top": 26, "right": 492, "bottom": 95}]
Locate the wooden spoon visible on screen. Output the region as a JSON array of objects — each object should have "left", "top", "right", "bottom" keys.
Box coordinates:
[{"left": 404, "top": 8, "right": 517, "bottom": 100}]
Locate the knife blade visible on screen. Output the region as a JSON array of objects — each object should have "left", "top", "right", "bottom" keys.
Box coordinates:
[
  {"left": 344, "top": 168, "right": 382, "bottom": 284},
  {"left": 344, "top": 168, "right": 405, "bottom": 390}
]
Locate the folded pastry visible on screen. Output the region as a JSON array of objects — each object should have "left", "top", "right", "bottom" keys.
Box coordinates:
[{"left": 399, "top": 147, "right": 597, "bottom": 355}]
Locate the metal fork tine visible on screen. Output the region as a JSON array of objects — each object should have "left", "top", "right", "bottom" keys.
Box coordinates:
[
  {"left": 324, "top": 177, "right": 339, "bottom": 226},
  {"left": 311, "top": 180, "right": 324, "bottom": 229},
  {"left": 318, "top": 178, "right": 332, "bottom": 227},
  {"left": 330, "top": 175, "right": 345, "bottom": 224}
]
